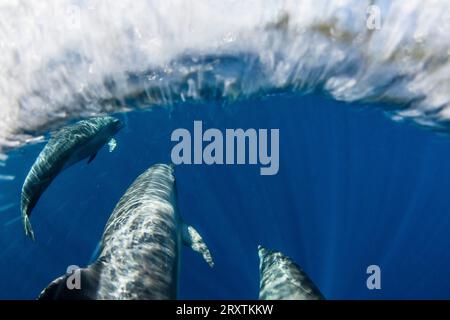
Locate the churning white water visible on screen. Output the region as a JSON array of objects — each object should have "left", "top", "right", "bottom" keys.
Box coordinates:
[{"left": 0, "top": 0, "right": 449, "bottom": 158}]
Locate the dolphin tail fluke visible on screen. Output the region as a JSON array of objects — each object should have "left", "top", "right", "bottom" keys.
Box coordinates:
[
  {"left": 182, "top": 223, "right": 214, "bottom": 268},
  {"left": 23, "top": 215, "right": 35, "bottom": 242}
]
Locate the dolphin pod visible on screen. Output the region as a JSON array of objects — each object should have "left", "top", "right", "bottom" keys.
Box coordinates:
[
  {"left": 38, "top": 164, "right": 214, "bottom": 300},
  {"left": 258, "top": 246, "right": 324, "bottom": 300},
  {"left": 21, "top": 116, "right": 123, "bottom": 241},
  {"left": 21, "top": 117, "right": 323, "bottom": 300}
]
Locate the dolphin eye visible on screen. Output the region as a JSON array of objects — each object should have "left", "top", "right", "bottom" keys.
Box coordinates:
[{"left": 112, "top": 119, "right": 122, "bottom": 127}]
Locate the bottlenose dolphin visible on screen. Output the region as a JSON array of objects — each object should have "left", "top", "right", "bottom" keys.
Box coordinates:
[
  {"left": 38, "top": 164, "right": 214, "bottom": 300},
  {"left": 258, "top": 245, "right": 324, "bottom": 300},
  {"left": 21, "top": 116, "right": 123, "bottom": 241}
]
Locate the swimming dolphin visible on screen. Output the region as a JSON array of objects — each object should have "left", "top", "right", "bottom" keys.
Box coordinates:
[
  {"left": 258, "top": 245, "right": 324, "bottom": 300},
  {"left": 21, "top": 116, "right": 123, "bottom": 241},
  {"left": 38, "top": 164, "right": 214, "bottom": 300}
]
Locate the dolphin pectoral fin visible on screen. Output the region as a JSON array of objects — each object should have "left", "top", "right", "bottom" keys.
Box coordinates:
[
  {"left": 108, "top": 138, "right": 117, "bottom": 152},
  {"left": 182, "top": 223, "right": 214, "bottom": 268},
  {"left": 87, "top": 152, "right": 98, "bottom": 164},
  {"left": 23, "top": 215, "right": 35, "bottom": 242}
]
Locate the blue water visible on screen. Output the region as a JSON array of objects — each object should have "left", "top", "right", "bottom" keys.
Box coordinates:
[{"left": 1, "top": 93, "right": 450, "bottom": 299}]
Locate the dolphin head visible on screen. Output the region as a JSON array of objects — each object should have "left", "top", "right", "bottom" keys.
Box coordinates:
[
  {"left": 93, "top": 116, "right": 124, "bottom": 138},
  {"left": 258, "top": 245, "right": 293, "bottom": 274},
  {"left": 257, "top": 245, "right": 325, "bottom": 300},
  {"left": 107, "top": 117, "right": 124, "bottom": 134},
  {"left": 258, "top": 245, "right": 275, "bottom": 265}
]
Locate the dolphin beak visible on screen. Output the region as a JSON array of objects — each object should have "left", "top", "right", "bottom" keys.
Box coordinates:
[
  {"left": 112, "top": 121, "right": 124, "bottom": 134},
  {"left": 258, "top": 245, "right": 267, "bottom": 260}
]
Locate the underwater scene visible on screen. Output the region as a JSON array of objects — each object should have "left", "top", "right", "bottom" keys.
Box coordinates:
[{"left": 0, "top": 0, "right": 450, "bottom": 301}]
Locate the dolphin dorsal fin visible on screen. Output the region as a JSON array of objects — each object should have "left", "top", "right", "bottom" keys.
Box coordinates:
[{"left": 182, "top": 223, "right": 214, "bottom": 268}]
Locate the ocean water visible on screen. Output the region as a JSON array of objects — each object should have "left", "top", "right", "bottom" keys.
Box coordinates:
[
  {"left": 1, "top": 0, "right": 450, "bottom": 300},
  {"left": 1, "top": 93, "right": 450, "bottom": 299}
]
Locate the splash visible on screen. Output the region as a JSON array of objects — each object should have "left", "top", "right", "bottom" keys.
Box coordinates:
[
  {"left": 0, "top": 0, "right": 449, "bottom": 152},
  {"left": 108, "top": 138, "right": 117, "bottom": 152}
]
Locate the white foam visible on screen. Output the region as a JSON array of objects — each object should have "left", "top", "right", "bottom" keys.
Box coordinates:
[{"left": 0, "top": 0, "right": 449, "bottom": 151}]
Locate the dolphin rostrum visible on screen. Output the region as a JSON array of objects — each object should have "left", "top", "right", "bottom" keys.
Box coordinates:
[
  {"left": 38, "top": 164, "right": 214, "bottom": 300},
  {"left": 258, "top": 245, "right": 324, "bottom": 300},
  {"left": 21, "top": 116, "right": 123, "bottom": 241}
]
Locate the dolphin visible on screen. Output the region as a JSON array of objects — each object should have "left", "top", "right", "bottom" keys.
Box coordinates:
[
  {"left": 258, "top": 245, "right": 324, "bottom": 300},
  {"left": 21, "top": 116, "right": 124, "bottom": 241},
  {"left": 38, "top": 164, "right": 214, "bottom": 300}
]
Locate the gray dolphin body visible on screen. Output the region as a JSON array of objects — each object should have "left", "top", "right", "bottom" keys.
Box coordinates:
[
  {"left": 21, "top": 116, "right": 123, "bottom": 241},
  {"left": 38, "top": 164, "right": 214, "bottom": 300},
  {"left": 258, "top": 246, "right": 324, "bottom": 300}
]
